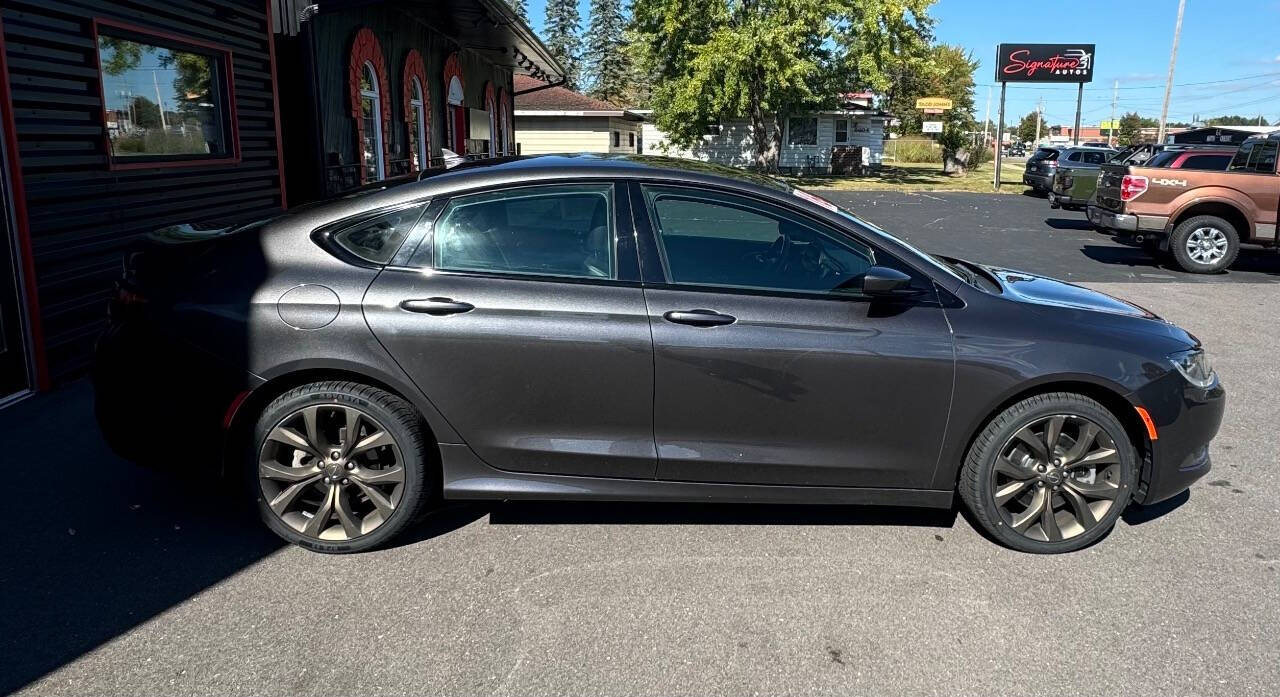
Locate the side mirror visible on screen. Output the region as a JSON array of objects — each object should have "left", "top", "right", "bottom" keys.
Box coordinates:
[{"left": 861, "top": 266, "right": 919, "bottom": 297}]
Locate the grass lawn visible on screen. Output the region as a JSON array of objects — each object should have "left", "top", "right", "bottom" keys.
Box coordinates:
[{"left": 787, "top": 161, "right": 1026, "bottom": 194}]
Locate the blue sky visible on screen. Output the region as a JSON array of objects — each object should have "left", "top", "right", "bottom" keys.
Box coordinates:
[{"left": 526, "top": 0, "right": 1280, "bottom": 126}]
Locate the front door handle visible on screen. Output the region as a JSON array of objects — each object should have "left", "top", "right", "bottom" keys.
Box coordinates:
[
  {"left": 400, "top": 297, "right": 475, "bottom": 315},
  {"left": 663, "top": 309, "right": 736, "bottom": 327}
]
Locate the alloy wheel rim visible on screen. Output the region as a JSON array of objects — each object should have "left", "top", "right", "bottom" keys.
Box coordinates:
[
  {"left": 1186, "top": 227, "right": 1228, "bottom": 264},
  {"left": 258, "top": 404, "right": 405, "bottom": 541},
  {"left": 991, "top": 414, "right": 1124, "bottom": 543}
]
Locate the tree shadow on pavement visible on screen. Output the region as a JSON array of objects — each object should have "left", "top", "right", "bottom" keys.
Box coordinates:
[{"left": 0, "top": 381, "right": 285, "bottom": 696}]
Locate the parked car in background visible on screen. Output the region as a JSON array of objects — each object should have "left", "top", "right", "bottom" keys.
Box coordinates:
[
  {"left": 1044, "top": 147, "right": 1116, "bottom": 209},
  {"left": 1023, "top": 146, "right": 1062, "bottom": 193},
  {"left": 1089, "top": 132, "right": 1279, "bottom": 272},
  {"left": 1005, "top": 143, "right": 1026, "bottom": 157},
  {"left": 94, "top": 155, "right": 1222, "bottom": 555},
  {"left": 1027, "top": 146, "right": 1114, "bottom": 195},
  {"left": 1082, "top": 141, "right": 1112, "bottom": 148},
  {"left": 1051, "top": 146, "right": 1235, "bottom": 212}
]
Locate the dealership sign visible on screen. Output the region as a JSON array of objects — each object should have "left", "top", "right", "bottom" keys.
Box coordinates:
[{"left": 995, "top": 44, "right": 1095, "bottom": 83}]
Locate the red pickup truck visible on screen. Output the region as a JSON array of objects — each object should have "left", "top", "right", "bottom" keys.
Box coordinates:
[{"left": 1088, "top": 132, "right": 1279, "bottom": 273}]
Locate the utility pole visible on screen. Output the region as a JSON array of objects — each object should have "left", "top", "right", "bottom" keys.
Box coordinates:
[
  {"left": 982, "top": 86, "right": 992, "bottom": 149},
  {"left": 1157, "top": 0, "right": 1187, "bottom": 144},
  {"left": 1108, "top": 79, "right": 1118, "bottom": 147},
  {"left": 1034, "top": 97, "right": 1043, "bottom": 145},
  {"left": 152, "top": 70, "right": 168, "bottom": 130}
]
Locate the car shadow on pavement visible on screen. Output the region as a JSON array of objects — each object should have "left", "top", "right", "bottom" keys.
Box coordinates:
[
  {"left": 0, "top": 381, "right": 284, "bottom": 696},
  {"left": 1044, "top": 217, "right": 1093, "bottom": 231},
  {"left": 482, "top": 500, "right": 958, "bottom": 529},
  {"left": 1082, "top": 243, "right": 1280, "bottom": 277},
  {"left": 1122, "top": 490, "right": 1191, "bottom": 526}
]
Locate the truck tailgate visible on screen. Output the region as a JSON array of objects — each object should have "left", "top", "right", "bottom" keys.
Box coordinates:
[{"left": 1095, "top": 163, "right": 1127, "bottom": 212}]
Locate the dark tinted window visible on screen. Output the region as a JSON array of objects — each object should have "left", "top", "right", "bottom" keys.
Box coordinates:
[
  {"left": 1145, "top": 151, "right": 1179, "bottom": 168},
  {"left": 642, "top": 186, "right": 876, "bottom": 295},
  {"left": 1229, "top": 140, "right": 1279, "bottom": 173},
  {"left": 1180, "top": 154, "right": 1232, "bottom": 170},
  {"left": 1067, "top": 151, "right": 1081, "bottom": 161},
  {"left": 1030, "top": 148, "right": 1059, "bottom": 162},
  {"left": 1081, "top": 151, "right": 1107, "bottom": 164},
  {"left": 433, "top": 184, "right": 614, "bottom": 279},
  {"left": 332, "top": 204, "right": 425, "bottom": 264},
  {"left": 787, "top": 117, "right": 818, "bottom": 145}
]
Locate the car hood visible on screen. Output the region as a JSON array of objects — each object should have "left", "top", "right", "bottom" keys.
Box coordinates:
[{"left": 982, "top": 265, "right": 1159, "bottom": 319}]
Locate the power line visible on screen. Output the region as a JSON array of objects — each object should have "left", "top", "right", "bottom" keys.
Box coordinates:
[{"left": 977, "top": 70, "right": 1280, "bottom": 92}]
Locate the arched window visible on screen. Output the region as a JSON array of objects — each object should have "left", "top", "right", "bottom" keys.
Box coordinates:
[
  {"left": 499, "top": 87, "right": 513, "bottom": 155},
  {"left": 442, "top": 52, "right": 466, "bottom": 154},
  {"left": 348, "top": 27, "right": 390, "bottom": 184},
  {"left": 359, "top": 62, "right": 385, "bottom": 181},
  {"left": 483, "top": 82, "right": 497, "bottom": 157},
  {"left": 402, "top": 49, "right": 430, "bottom": 171}
]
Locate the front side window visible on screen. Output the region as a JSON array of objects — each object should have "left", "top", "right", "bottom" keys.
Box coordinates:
[
  {"left": 332, "top": 204, "right": 425, "bottom": 264},
  {"left": 359, "top": 63, "right": 384, "bottom": 181},
  {"left": 787, "top": 117, "right": 818, "bottom": 146},
  {"left": 434, "top": 184, "right": 615, "bottom": 279},
  {"left": 642, "top": 186, "right": 876, "bottom": 295},
  {"left": 96, "top": 29, "right": 234, "bottom": 163}
]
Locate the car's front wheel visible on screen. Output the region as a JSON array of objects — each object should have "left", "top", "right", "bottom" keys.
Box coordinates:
[
  {"left": 252, "top": 381, "right": 429, "bottom": 553},
  {"left": 959, "top": 393, "right": 1136, "bottom": 553}
]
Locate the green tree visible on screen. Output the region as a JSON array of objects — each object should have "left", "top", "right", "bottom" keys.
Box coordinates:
[
  {"left": 1206, "top": 114, "right": 1269, "bottom": 126},
  {"left": 584, "top": 0, "right": 631, "bottom": 104},
  {"left": 1116, "top": 111, "right": 1143, "bottom": 146},
  {"left": 1014, "top": 110, "right": 1039, "bottom": 144},
  {"left": 508, "top": 0, "right": 529, "bottom": 21},
  {"left": 632, "top": 0, "right": 936, "bottom": 172},
  {"left": 130, "top": 95, "right": 162, "bottom": 129},
  {"left": 544, "top": 0, "right": 583, "bottom": 89},
  {"left": 880, "top": 43, "right": 975, "bottom": 135}
]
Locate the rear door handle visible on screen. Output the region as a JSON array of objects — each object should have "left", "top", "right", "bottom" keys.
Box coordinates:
[
  {"left": 400, "top": 297, "right": 475, "bottom": 315},
  {"left": 663, "top": 309, "right": 736, "bottom": 327}
]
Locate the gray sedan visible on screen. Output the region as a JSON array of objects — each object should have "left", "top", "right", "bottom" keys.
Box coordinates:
[{"left": 93, "top": 155, "right": 1224, "bottom": 555}]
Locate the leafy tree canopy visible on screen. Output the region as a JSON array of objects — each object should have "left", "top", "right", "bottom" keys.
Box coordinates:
[{"left": 1205, "top": 114, "right": 1269, "bottom": 127}]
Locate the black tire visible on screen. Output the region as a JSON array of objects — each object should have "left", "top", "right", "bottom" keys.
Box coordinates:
[
  {"left": 250, "top": 380, "right": 429, "bottom": 553},
  {"left": 1168, "top": 215, "right": 1239, "bottom": 274},
  {"left": 958, "top": 392, "right": 1136, "bottom": 554}
]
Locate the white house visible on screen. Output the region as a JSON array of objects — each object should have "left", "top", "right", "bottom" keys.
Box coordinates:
[{"left": 634, "top": 94, "right": 890, "bottom": 174}]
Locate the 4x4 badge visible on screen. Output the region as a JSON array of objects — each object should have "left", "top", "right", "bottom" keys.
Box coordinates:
[{"left": 1151, "top": 178, "right": 1188, "bottom": 187}]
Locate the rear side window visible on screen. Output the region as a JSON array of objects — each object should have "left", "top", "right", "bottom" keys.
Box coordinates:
[
  {"left": 331, "top": 204, "right": 425, "bottom": 264},
  {"left": 1067, "top": 151, "right": 1081, "bottom": 161},
  {"left": 1229, "top": 141, "right": 1279, "bottom": 173},
  {"left": 433, "top": 184, "right": 614, "bottom": 279},
  {"left": 1080, "top": 151, "right": 1106, "bottom": 164},
  {"left": 1180, "top": 154, "right": 1232, "bottom": 170},
  {"left": 1145, "top": 151, "right": 1179, "bottom": 168}
]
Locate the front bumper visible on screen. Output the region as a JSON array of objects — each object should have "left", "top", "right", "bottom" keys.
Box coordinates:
[{"left": 1130, "top": 371, "right": 1226, "bottom": 505}]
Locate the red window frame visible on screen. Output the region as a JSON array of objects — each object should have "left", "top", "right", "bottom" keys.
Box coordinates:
[{"left": 91, "top": 18, "right": 241, "bottom": 171}]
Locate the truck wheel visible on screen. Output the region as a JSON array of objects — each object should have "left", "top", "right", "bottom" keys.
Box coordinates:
[{"left": 1169, "top": 215, "right": 1239, "bottom": 273}]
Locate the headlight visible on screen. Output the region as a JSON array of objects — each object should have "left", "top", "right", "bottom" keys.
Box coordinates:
[{"left": 1168, "top": 348, "right": 1215, "bottom": 388}]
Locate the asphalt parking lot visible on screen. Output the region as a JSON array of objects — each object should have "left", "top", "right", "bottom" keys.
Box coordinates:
[{"left": 5, "top": 194, "right": 1280, "bottom": 696}]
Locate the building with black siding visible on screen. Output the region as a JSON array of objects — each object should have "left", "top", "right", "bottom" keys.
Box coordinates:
[{"left": 0, "top": 0, "right": 563, "bottom": 405}]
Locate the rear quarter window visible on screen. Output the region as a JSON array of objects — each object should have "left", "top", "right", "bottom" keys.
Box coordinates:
[
  {"left": 331, "top": 204, "right": 426, "bottom": 264},
  {"left": 1179, "top": 154, "right": 1232, "bottom": 170}
]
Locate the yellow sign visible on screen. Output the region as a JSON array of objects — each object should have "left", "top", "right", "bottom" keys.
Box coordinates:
[
  {"left": 915, "top": 97, "right": 953, "bottom": 110},
  {"left": 1100, "top": 120, "right": 1118, "bottom": 129}
]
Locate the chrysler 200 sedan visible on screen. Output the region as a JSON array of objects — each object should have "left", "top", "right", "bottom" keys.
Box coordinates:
[{"left": 93, "top": 155, "right": 1224, "bottom": 554}]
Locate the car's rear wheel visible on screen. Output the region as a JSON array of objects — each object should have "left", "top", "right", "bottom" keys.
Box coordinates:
[
  {"left": 959, "top": 392, "right": 1136, "bottom": 553},
  {"left": 252, "top": 381, "right": 428, "bottom": 553},
  {"left": 1169, "top": 215, "right": 1238, "bottom": 274}
]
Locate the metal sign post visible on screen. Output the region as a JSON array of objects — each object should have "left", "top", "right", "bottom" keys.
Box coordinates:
[
  {"left": 993, "top": 81, "right": 1007, "bottom": 190},
  {"left": 1073, "top": 81, "right": 1083, "bottom": 145}
]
